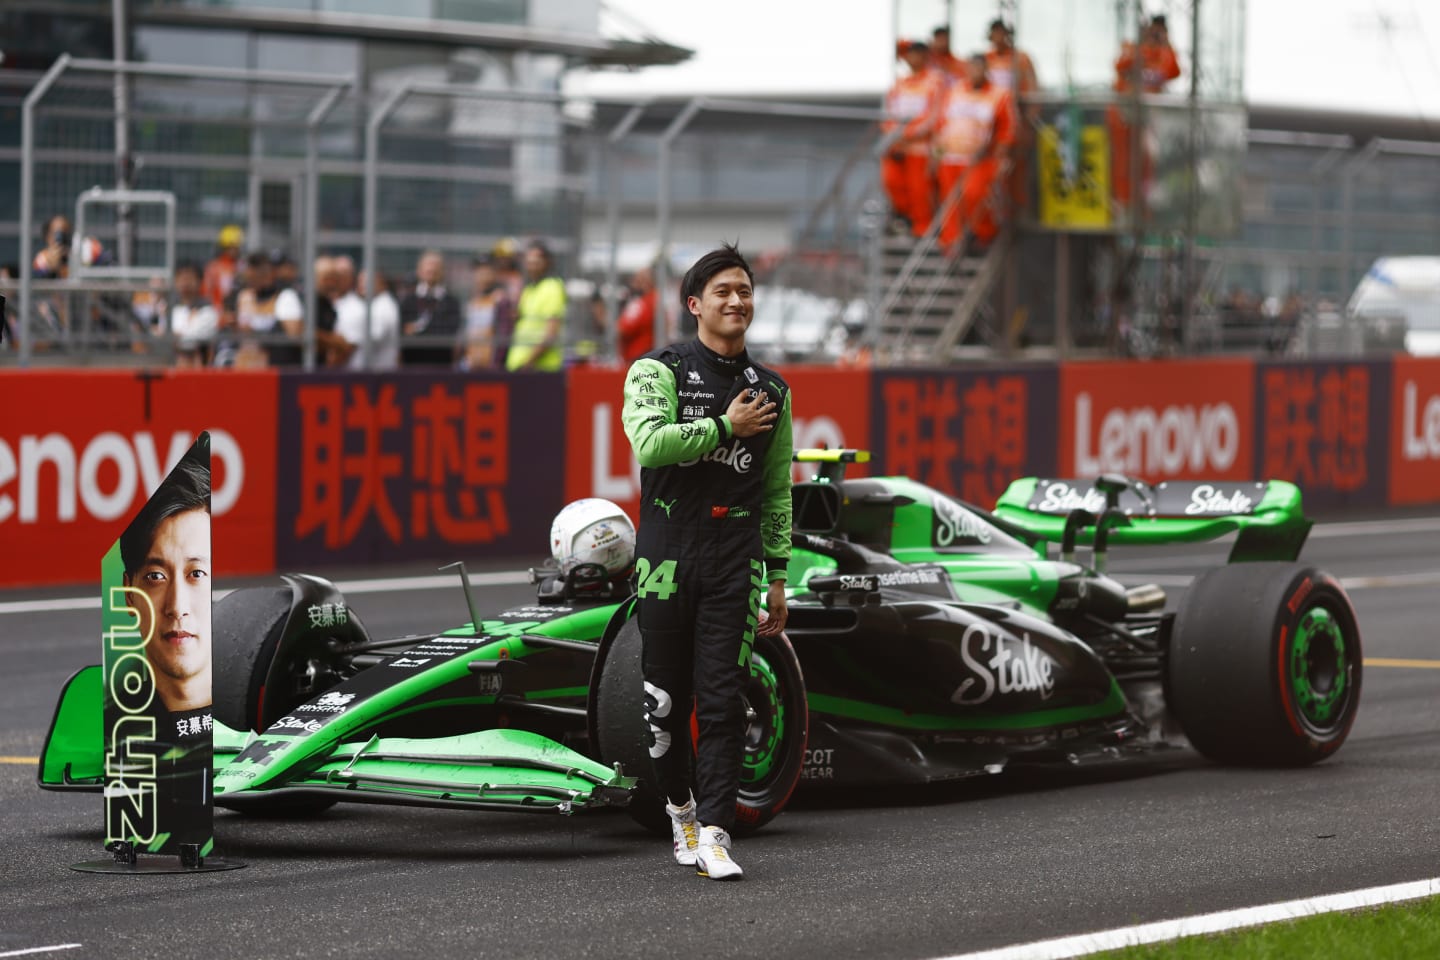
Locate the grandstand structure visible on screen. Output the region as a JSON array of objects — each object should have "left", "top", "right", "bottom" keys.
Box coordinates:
[{"left": 2, "top": 0, "right": 1438, "bottom": 365}]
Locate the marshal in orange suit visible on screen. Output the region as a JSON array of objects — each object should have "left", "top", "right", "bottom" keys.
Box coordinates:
[
  {"left": 882, "top": 41, "right": 945, "bottom": 237},
  {"left": 933, "top": 54, "right": 1015, "bottom": 251},
  {"left": 1108, "top": 14, "right": 1181, "bottom": 208},
  {"left": 985, "top": 18, "right": 1039, "bottom": 211}
]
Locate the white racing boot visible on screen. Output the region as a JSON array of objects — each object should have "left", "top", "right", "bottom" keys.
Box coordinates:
[
  {"left": 694, "top": 824, "right": 743, "bottom": 880},
  {"left": 666, "top": 796, "right": 700, "bottom": 866}
]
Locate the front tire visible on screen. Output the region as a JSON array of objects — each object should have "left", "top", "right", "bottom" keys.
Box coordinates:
[
  {"left": 593, "top": 618, "right": 808, "bottom": 836},
  {"left": 1166, "top": 563, "right": 1362, "bottom": 765},
  {"left": 212, "top": 574, "right": 366, "bottom": 733},
  {"left": 212, "top": 575, "right": 367, "bottom": 815}
]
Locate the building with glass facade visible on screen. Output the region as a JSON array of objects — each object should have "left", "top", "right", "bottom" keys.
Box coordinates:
[{"left": 0, "top": 0, "right": 687, "bottom": 278}]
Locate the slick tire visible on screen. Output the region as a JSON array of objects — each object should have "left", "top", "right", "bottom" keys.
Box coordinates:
[
  {"left": 593, "top": 618, "right": 808, "bottom": 837},
  {"left": 212, "top": 574, "right": 366, "bottom": 734},
  {"left": 1166, "top": 562, "right": 1362, "bottom": 766},
  {"left": 211, "top": 576, "right": 367, "bottom": 817},
  {"left": 212, "top": 583, "right": 294, "bottom": 734}
]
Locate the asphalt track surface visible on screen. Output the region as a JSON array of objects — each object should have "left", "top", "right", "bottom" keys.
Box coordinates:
[{"left": 4, "top": 516, "right": 1440, "bottom": 960}]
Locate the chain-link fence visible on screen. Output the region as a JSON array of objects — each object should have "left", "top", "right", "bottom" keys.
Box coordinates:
[
  {"left": 7, "top": 54, "right": 1440, "bottom": 367},
  {"left": 12, "top": 56, "right": 352, "bottom": 366},
  {"left": 5, "top": 57, "right": 590, "bottom": 369},
  {"left": 583, "top": 97, "right": 886, "bottom": 366}
]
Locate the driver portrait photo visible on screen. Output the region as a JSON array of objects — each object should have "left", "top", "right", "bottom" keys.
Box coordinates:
[{"left": 119, "top": 447, "right": 212, "bottom": 720}]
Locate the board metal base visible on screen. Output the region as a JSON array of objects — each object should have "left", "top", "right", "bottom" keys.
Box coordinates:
[
  {"left": 72, "top": 841, "right": 245, "bottom": 875},
  {"left": 72, "top": 856, "right": 244, "bottom": 875}
]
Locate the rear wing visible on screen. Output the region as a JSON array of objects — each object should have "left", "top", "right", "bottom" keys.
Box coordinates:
[{"left": 993, "top": 477, "right": 1312, "bottom": 563}]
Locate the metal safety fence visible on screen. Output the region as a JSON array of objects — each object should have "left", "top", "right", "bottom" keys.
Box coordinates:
[
  {"left": 583, "top": 97, "right": 887, "bottom": 366},
  {"left": 5, "top": 56, "right": 586, "bottom": 369},
  {"left": 7, "top": 56, "right": 1440, "bottom": 368}
]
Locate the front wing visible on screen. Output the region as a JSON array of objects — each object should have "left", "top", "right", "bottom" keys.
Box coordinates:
[
  {"left": 214, "top": 728, "right": 635, "bottom": 814},
  {"left": 39, "top": 665, "right": 635, "bottom": 815}
]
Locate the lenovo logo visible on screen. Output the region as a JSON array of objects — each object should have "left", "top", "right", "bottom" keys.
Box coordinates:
[
  {"left": 0, "top": 429, "right": 243, "bottom": 524},
  {"left": 1074, "top": 393, "right": 1240, "bottom": 477},
  {"left": 1402, "top": 381, "right": 1440, "bottom": 461}
]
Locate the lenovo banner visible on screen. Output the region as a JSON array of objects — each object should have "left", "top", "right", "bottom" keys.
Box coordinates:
[
  {"left": 1257, "top": 359, "right": 1389, "bottom": 511},
  {"left": 274, "top": 372, "right": 565, "bottom": 567},
  {"left": 1390, "top": 356, "right": 1440, "bottom": 506},
  {"left": 564, "top": 365, "right": 872, "bottom": 522},
  {"left": 1059, "top": 359, "right": 1254, "bottom": 482},
  {"left": 871, "top": 367, "right": 1058, "bottom": 507},
  {"left": 0, "top": 371, "right": 277, "bottom": 588}
]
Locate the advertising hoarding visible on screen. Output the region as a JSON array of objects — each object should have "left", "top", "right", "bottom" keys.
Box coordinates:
[
  {"left": 872, "top": 367, "right": 1059, "bottom": 506},
  {"left": 1388, "top": 357, "right": 1440, "bottom": 506},
  {"left": 275, "top": 372, "right": 565, "bottom": 567},
  {"left": 1257, "top": 359, "right": 1389, "bottom": 511},
  {"left": 0, "top": 371, "right": 276, "bottom": 587},
  {"left": 1058, "top": 359, "right": 1254, "bottom": 482}
]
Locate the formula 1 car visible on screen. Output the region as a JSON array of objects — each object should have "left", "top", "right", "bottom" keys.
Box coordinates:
[{"left": 40, "top": 450, "right": 1362, "bottom": 836}]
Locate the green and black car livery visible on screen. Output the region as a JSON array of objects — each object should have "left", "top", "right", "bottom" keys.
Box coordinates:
[{"left": 39, "top": 451, "right": 1361, "bottom": 839}]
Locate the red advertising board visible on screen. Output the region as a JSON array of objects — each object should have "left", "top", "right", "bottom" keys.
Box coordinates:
[
  {"left": 785, "top": 366, "right": 872, "bottom": 481},
  {"left": 1257, "top": 359, "right": 1389, "bottom": 511},
  {"left": 871, "top": 367, "right": 1058, "bottom": 505},
  {"left": 1388, "top": 356, "right": 1440, "bottom": 505},
  {"left": 274, "top": 371, "right": 565, "bottom": 567},
  {"left": 1059, "top": 360, "right": 1255, "bottom": 481},
  {"left": 0, "top": 370, "right": 278, "bottom": 587},
  {"left": 564, "top": 365, "right": 871, "bottom": 522}
]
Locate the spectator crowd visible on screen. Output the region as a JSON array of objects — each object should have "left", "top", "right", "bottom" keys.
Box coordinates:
[
  {"left": 881, "top": 16, "right": 1179, "bottom": 248},
  {"left": 11, "top": 221, "right": 666, "bottom": 371}
]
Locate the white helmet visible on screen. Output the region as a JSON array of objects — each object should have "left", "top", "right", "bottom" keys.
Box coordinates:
[{"left": 550, "top": 498, "right": 636, "bottom": 576}]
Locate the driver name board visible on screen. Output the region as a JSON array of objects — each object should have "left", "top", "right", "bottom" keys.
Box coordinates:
[{"left": 101, "top": 433, "right": 214, "bottom": 857}]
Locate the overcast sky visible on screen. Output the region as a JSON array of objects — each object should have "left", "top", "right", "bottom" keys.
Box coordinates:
[{"left": 569, "top": 0, "right": 1440, "bottom": 123}]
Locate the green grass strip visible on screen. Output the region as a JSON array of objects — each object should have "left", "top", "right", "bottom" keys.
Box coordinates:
[{"left": 1094, "top": 895, "right": 1440, "bottom": 959}]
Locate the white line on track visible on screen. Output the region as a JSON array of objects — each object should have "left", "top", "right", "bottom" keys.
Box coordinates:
[
  {"left": 2, "top": 565, "right": 1438, "bottom": 617},
  {"left": 933, "top": 877, "right": 1440, "bottom": 960},
  {"left": 0, "top": 512, "right": 1437, "bottom": 618},
  {"left": 1114, "top": 570, "right": 1440, "bottom": 591},
  {"left": 0, "top": 570, "right": 532, "bottom": 616},
  {"left": 1308, "top": 516, "right": 1440, "bottom": 538},
  {"left": 0, "top": 947, "right": 82, "bottom": 959}
]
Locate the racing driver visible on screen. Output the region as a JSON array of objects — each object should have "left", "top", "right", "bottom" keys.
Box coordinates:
[{"left": 621, "top": 243, "right": 792, "bottom": 880}]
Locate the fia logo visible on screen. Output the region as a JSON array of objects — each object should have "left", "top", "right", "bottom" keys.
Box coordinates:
[{"left": 744, "top": 367, "right": 758, "bottom": 383}]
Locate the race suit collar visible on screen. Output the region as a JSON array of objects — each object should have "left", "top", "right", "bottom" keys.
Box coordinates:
[{"left": 694, "top": 338, "right": 749, "bottom": 375}]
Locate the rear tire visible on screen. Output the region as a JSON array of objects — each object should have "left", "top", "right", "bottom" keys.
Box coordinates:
[
  {"left": 594, "top": 618, "right": 808, "bottom": 836},
  {"left": 1167, "top": 563, "right": 1362, "bottom": 766}
]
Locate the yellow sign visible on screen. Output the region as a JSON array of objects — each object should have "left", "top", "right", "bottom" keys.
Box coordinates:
[{"left": 1037, "top": 123, "right": 1111, "bottom": 229}]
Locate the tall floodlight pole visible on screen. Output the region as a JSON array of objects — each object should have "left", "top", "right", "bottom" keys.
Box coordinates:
[
  {"left": 654, "top": 98, "right": 703, "bottom": 347},
  {"left": 113, "top": 0, "right": 134, "bottom": 267},
  {"left": 1183, "top": 0, "right": 1201, "bottom": 352}
]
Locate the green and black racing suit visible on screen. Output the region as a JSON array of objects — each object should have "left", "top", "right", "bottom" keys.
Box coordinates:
[{"left": 621, "top": 338, "right": 792, "bottom": 829}]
